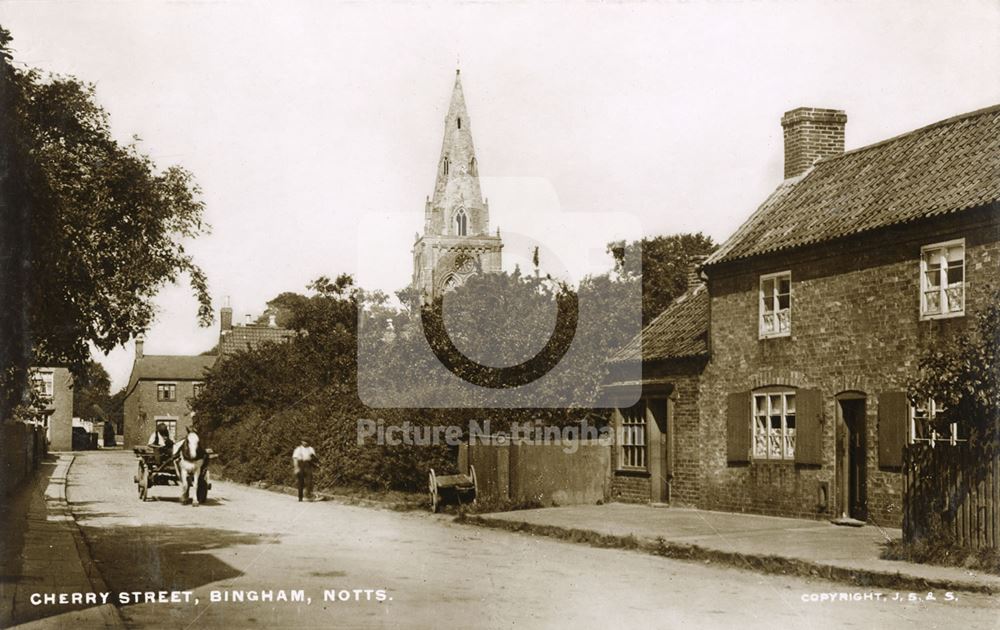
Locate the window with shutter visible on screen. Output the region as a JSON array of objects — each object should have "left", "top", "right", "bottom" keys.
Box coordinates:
[
  {"left": 727, "top": 391, "right": 750, "bottom": 464},
  {"left": 794, "top": 389, "right": 823, "bottom": 465},
  {"left": 877, "top": 391, "right": 908, "bottom": 468},
  {"left": 748, "top": 387, "right": 807, "bottom": 462}
]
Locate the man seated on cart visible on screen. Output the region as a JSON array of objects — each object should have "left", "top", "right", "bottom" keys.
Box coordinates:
[{"left": 147, "top": 423, "right": 174, "bottom": 468}]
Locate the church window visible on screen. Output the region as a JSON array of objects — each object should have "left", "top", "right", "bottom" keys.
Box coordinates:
[
  {"left": 470, "top": 157, "right": 477, "bottom": 175},
  {"left": 443, "top": 157, "right": 449, "bottom": 175},
  {"left": 457, "top": 117, "right": 462, "bottom": 129},
  {"left": 455, "top": 208, "right": 468, "bottom": 236}
]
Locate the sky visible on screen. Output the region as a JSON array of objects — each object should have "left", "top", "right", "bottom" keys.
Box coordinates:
[{"left": 1, "top": 0, "right": 998, "bottom": 390}]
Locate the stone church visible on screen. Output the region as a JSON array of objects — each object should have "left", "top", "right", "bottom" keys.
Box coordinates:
[{"left": 412, "top": 70, "right": 503, "bottom": 299}]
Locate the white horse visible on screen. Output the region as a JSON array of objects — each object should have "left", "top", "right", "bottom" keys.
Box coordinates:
[{"left": 173, "top": 429, "right": 208, "bottom": 506}]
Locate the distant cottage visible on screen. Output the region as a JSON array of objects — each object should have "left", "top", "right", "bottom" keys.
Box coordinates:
[
  {"left": 122, "top": 303, "right": 295, "bottom": 447},
  {"left": 605, "top": 105, "right": 1000, "bottom": 528},
  {"left": 218, "top": 303, "right": 295, "bottom": 357}
]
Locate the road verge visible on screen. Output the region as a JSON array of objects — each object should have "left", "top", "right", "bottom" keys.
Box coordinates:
[{"left": 459, "top": 513, "right": 1000, "bottom": 595}]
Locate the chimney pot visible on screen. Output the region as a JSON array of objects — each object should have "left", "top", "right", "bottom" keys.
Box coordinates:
[
  {"left": 268, "top": 312, "right": 277, "bottom": 328},
  {"left": 244, "top": 314, "right": 252, "bottom": 325},
  {"left": 781, "top": 107, "right": 847, "bottom": 179},
  {"left": 135, "top": 333, "right": 145, "bottom": 359}
]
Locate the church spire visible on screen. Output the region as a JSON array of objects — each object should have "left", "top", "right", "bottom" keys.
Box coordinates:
[
  {"left": 413, "top": 69, "right": 504, "bottom": 299},
  {"left": 429, "top": 69, "right": 486, "bottom": 236}
]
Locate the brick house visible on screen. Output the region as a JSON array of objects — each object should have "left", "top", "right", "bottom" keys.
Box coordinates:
[
  {"left": 30, "top": 367, "right": 73, "bottom": 451},
  {"left": 604, "top": 266, "right": 709, "bottom": 505},
  {"left": 122, "top": 304, "right": 295, "bottom": 447},
  {"left": 121, "top": 336, "right": 216, "bottom": 448},
  {"left": 609, "top": 105, "right": 1000, "bottom": 528}
]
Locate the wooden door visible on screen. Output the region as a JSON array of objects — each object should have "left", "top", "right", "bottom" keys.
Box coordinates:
[{"left": 838, "top": 398, "right": 868, "bottom": 520}]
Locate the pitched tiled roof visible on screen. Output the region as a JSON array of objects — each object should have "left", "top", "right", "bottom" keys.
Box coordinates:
[
  {"left": 706, "top": 105, "right": 1000, "bottom": 266},
  {"left": 611, "top": 284, "right": 709, "bottom": 362},
  {"left": 219, "top": 325, "right": 296, "bottom": 356}
]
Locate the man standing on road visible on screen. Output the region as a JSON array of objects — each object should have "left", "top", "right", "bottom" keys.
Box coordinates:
[{"left": 292, "top": 439, "right": 319, "bottom": 502}]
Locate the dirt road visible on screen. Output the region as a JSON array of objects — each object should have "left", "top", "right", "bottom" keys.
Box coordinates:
[{"left": 67, "top": 451, "right": 999, "bottom": 629}]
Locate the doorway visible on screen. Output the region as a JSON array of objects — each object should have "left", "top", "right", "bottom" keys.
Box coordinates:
[
  {"left": 836, "top": 397, "right": 867, "bottom": 520},
  {"left": 647, "top": 398, "right": 671, "bottom": 503}
]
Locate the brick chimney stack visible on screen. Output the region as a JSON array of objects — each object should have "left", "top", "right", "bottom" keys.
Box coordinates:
[
  {"left": 220, "top": 298, "right": 232, "bottom": 332},
  {"left": 135, "top": 333, "right": 145, "bottom": 359},
  {"left": 687, "top": 255, "right": 708, "bottom": 289},
  {"left": 781, "top": 107, "right": 847, "bottom": 179}
]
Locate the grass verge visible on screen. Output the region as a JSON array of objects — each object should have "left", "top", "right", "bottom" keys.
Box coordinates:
[
  {"left": 882, "top": 537, "right": 1000, "bottom": 576},
  {"left": 458, "top": 514, "right": 1000, "bottom": 594}
]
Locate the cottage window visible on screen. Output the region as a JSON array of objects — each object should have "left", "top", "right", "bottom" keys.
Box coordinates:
[
  {"left": 156, "top": 383, "right": 177, "bottom": 402},
  {"left": 192, "top": 382, "right": 205, "bottom": 398},
  {"left": 910, "top": 400, "right": 964, "bottom": 447},
  {"left": 759, "top": 271, "right": 791, "bottom": 338},
  {"left": 752, "top": 390, "right": 796, "bottom": 460},
  {"left": 619, "top": 401, "right": 647, "bottom": 470},
  {"left": 32, "top": 371, "right": 54, "bottom": 399},
  {"left": 920, "top": 240, "right": 964, "bottom": 319}
]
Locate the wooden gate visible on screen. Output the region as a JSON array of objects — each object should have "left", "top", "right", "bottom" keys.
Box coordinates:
[{"left": 903, "top": 442, "right": 1000, "bottom": 549}]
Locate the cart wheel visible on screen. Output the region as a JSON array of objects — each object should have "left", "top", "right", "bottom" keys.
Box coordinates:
[
  {"left": 196, "top": 471, "right": 209, "bottom": 503},
  {"left": 469, "top": 465, "right": 478, "bottom": 503},
  {"left": 429, "top": 469, "right": 439, "bottom": 513}
]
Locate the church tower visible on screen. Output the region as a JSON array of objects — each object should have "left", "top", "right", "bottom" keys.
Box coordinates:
[{"left": 412, "top": 70, "right": 503, "bottom": 299}]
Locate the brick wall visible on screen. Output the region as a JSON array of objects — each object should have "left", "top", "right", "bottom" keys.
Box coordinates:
[
  {"left": 0, "top": 422, "right": 47, "bottom": 496},
  {"left": 609, "top": 358, "right": 705, "bottom": 505},
  {"left": 699, "top": 210, "right": 1000, "bottom": 527},
  {"left": 668, "top": 368, "right": 703, "bottom": 506},
  {"left": 781, "top": 108, "right": 847, "bottom": 179},
  {"left": 610, "top": 473, "right": 650, "bottom": 503},
  {"left": 124, "top": 379, "right": 202, "bottom": 448}
]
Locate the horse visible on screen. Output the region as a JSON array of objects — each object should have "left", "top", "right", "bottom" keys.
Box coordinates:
[{"left": 172, "top": 429, "right": 209, "bottom": 506}]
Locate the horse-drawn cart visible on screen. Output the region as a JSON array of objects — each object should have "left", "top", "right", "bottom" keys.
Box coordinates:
[
  {"left": 133, "top": 445, "right": 214, "bottom": 502},
  {"left": 428, "top": 466, "right": 477, "bottom": 512}
]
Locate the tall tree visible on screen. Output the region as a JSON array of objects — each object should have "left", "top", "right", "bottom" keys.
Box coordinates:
[
  {"left": 609, "top": 233, "right": 716, "bottom": 324},
  {"left": 0, "top": 28, "right": 212, "bottom": 420},
  {"left": 71, "top": 359, "right": 112, "bottom": 421}
]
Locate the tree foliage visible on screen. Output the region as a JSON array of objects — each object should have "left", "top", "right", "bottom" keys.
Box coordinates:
[
  {"left": 71, "top": 359, "right": 112, "bottom": 421},
  {"left": 0, "top": 27, "right": 211, "bottom": 419},
  {"left": 908, "top": 287, "right": 1000, "bottom": 443},
  {"left": 193, "top": 275, "right": 454, "bottom": 491},
  {"left": 194, "top": 233, "right": 712, "bottom": 491},
  {"left": 609, "top": 232, "right": 716, "bottom": 324}
]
